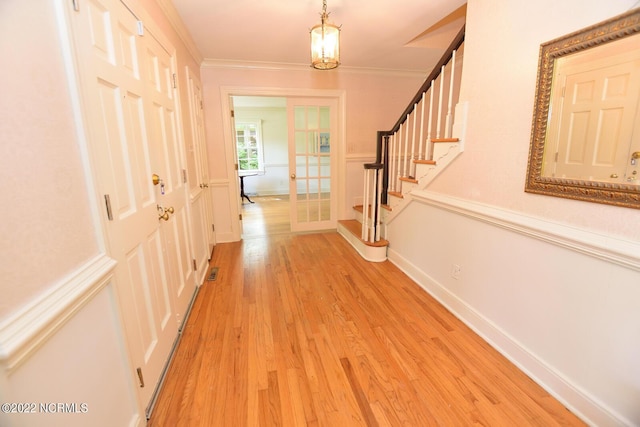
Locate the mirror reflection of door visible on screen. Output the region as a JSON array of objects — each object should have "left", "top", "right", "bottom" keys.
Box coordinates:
[{"left": 544, "top": 33, "right": 640, "bottom": 183}]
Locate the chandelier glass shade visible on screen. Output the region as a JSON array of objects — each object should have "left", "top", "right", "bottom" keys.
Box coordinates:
[{"left": 310, "top": 0, "right": 340, "bottom": 70}]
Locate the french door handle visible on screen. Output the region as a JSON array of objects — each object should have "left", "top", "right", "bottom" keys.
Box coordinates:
[{"left": 290, "top": 173, "right": 296, "bottom": 180}]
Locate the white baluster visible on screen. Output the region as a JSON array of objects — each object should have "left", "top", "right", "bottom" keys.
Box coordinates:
[
  {"left": 410, "top": 104, "right": 417, "bottom": 178},
  {"left": 369, "top": 173, "right": 375, "bottom": 242},
  {"left": 427, "top": 81, "right": 434, "bottom": 160},
  {"left": 437, "top": 65, "right": 445, "bottom": 139},
  {"left": 375, "top": 169, "right": 382, "bottom": 242},
  {"left": 403, "top": 114, "right": 410, "bottom": 177},
  {"left": 418, "top": 92, "right": 425, "bottom": 161},
  {"left": 362, "top": 169, "right": 369, "bottom": 241},
  {"left": 445, "top": 50, "right": 456, "bottom": 139},
  {"left": 389, "top": 132, "right": 396, "bottom": 192},
  {"left": 396, "top": 125, "right": 403, "bottom": 187}
]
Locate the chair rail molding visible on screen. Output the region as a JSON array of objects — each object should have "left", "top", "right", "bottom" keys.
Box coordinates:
[
  {"left": 0, "top": 255, "right": 117, "bottom": 372},
  {"left": 411, "top": 190, "right": 640, "bottom": 271}
]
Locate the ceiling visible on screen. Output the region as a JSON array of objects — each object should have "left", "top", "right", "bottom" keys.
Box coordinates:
[{"left": 170, "top": 0, "right": 467, "bottom": 72}]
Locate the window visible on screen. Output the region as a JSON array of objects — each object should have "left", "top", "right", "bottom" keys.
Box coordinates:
[{"left": 235, "top": 120, "right": 264, "bottom": 173}]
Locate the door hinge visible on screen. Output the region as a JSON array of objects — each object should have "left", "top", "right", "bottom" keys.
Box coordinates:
[
  {"left": 172, "top": 73, "right": 177, "bottom": 89},
  {"left": 200, "top": 100, "right": 203, "bottom": 109},
  {"left": 136, "top": 367, "right": 145, "bottom": 388},
  {"left": 192, "top": 259, "right": 197, "bottom": 271},
  {"left": 239, "top": 214, "right": 243, "bottom": 221},
  {"left": 235, "top": 163, "right": 238, "bottom": 171},
  {"left": 104, "top": 194, "right": 113, "bottom": 221},
  {"left": 72, "top": 0, "right": 80, "bottom": 11},
  {"left": 212, "top": 224, "right": 215, "bottom": 232},
  {"left": 136, "top": 21, "right": 144, "bottom": 36},
  {"left": 231, "top": 109, "right": 235, "bottom": 118},
  {"left": 555, "top": 152, "right": 559, "bottom": 162},
  {"left": 182, "top": 169, "right": 187, "bottom": 183}
]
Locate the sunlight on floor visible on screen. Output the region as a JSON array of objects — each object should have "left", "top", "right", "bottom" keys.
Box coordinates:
[{"left": 242, "top": 195, "right": 291, "bottom": 237}]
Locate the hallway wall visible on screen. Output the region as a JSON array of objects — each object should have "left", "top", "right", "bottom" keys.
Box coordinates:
[
  {"left": 387, "top": 0, "right": 640, "bottom": 425},
  {"left": 200, "top": 66, "right": 425, "bottom": 241},
  {"left": 1, "top": 0, "right": 205, "bottom": 425},
  {"left": 0, "top": 1, "right": 140, "bottom": 426}
]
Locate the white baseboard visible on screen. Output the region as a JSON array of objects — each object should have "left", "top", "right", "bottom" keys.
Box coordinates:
[{"left": 386, "top": 194, "right": 633, "bottom": 427}]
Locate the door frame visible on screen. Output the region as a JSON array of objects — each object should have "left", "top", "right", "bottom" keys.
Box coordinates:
[{"left": 220, "top": 86, "right": 346, "bottom": 241}]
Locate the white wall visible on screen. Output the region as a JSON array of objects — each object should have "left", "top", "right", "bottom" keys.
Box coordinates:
[
  {"left": 0, "top": 1, "right": 142, "bottom": 425},
  {"left": 0, "top": 0, "right": 205, "bottom": 425},
  {"left": 0, "top": 0, "right": 100, "bottom": 320},
  {"left": 201, "top": 66, "right": 425, "bottom": 241},
  {"left": 235, "top": 106, "right": 290, "bottom": 195},
  {"left": 387, "top": 0, "right": 640, "bottom": 425}
]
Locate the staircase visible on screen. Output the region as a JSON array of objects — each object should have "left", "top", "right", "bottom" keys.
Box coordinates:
[{"left": 338, "top": 26, "right": 465, "bottom": 261}]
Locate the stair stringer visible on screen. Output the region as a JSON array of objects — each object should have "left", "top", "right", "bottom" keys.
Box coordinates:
[{"left": 383, "top": 142, "right": 462, "bottom": 227}]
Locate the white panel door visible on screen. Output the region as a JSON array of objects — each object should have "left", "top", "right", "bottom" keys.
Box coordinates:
[
  {"left": 186, "top": 68, "right": 214, "bottom": 278},
  {"left": 69, "top": 0, "right": 192, "bottom": 408},
  {"left": 142, "top": 31, "right": 195, "bottom": 327},
  {"left": 287, "top": 98, "right": 338, "bottom": 232}
]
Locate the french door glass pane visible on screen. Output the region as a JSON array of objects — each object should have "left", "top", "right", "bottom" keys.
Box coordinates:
[{"left": 293, "top": 105, "right": 331, "bottom": 225}]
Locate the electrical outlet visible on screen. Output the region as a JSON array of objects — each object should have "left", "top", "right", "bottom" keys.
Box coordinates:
[{"left": 451, "top": 264, "right": 461, "bottom": 280}]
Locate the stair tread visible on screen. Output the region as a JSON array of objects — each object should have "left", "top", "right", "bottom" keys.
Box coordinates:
[
  {"left": 399, "top": 176, "right": 418, "bottom": 184},
  {"left": 414, "top": 159, "right": 436, "bottom": 165},
  {"left": 338, "top": 220, "right": 388, "bottom": 247},
  {"left": 388, "top": 191, "right": 404, "bottom": 198},
  {"left": 432, "top": 137, "right": 460, "bottom": 143}
]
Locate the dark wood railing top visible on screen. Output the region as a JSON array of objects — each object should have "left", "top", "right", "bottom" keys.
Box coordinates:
[{"left": 387, "top": 25, "right": 466, "bottom": 135}]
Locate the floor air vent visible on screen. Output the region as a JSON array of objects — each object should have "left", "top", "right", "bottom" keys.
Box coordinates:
[{"left": 207, "top": 267, "right": 219, "bottom": 281}]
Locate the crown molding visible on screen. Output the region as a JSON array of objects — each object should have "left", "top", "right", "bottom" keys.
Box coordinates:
[
  {"left": 155, "top": 0, "right": 203, "bottom": 64},
  {"left": 201, "top": 58, "right": 427, "bottom": 78}
]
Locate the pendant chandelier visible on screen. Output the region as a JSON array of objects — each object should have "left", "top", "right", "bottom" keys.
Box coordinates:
[{"left": 310, "top": 0, "right": 341, "bottom": 70}]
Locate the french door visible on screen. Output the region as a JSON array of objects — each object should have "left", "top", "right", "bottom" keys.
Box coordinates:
[
  {"left": 68, "top": 0, "right": 195, "bottom": 409},
  {"left": 287, "top": 98, "right": 338, "bottom": 232}
]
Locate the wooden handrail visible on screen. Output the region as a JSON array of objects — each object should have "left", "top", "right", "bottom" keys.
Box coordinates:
[
  {"left": 362, "top": 25, "right": 466, "bottom": 241},
  {"left": 386, "top": 25, "right": 466, "bottom": 136}
]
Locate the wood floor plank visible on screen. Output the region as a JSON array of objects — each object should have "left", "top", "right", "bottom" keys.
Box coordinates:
[{"left": 148, "top": 198, "right": 584, "bottom": 426}]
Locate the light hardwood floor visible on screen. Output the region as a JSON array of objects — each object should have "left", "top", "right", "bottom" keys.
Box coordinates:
[
  {"left": 242, "top": 195, "right": 291, "bottom": 237},
  {"left": 148, "top": 202, "right": 584, "bottom": 426}
]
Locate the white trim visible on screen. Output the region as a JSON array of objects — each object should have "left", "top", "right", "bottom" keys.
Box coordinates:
[
  {"left": 155, "top": 0, "right": 203, "bottom": 64},
  {"left": 411, "top": 190, "right": 640, "bottom": 271},
  {"left": 202, "top": 59, "right": 426, "bottom": 78},
  {"left": 0, "top": 255, "right": 117, "bottom": 372},
  {"left": 385, "top": 190, "right": 640, "bottom": 427},
  {"left": 387, "top": 247, "right": 626, "bottom": 426},
  {"left": 337, "top": 222, "right": 387, "bottom": 262},
  {"left": 346, "top": 153, "right": 376, "bottom": 163}
]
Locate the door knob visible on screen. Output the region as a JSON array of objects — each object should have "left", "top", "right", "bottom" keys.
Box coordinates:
[
  {"left": 166, "top": 207, "right": 174, "bottom": 214},
  {"left": 159, "top": 212, "right": 169, "bottom": 221},
  {"left": 632, "top": 152, "right": 640, "bottom": 159},
  {"left": 152, "top": 173, "right": 160, "bottom": 185},
  {"left": 290, "top": 173, "right": 296, "bottom": 179}
]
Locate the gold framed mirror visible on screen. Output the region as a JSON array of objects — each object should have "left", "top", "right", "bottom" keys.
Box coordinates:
[{"left": 525, "top": 8, "right": 640, "bottom": 209}]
